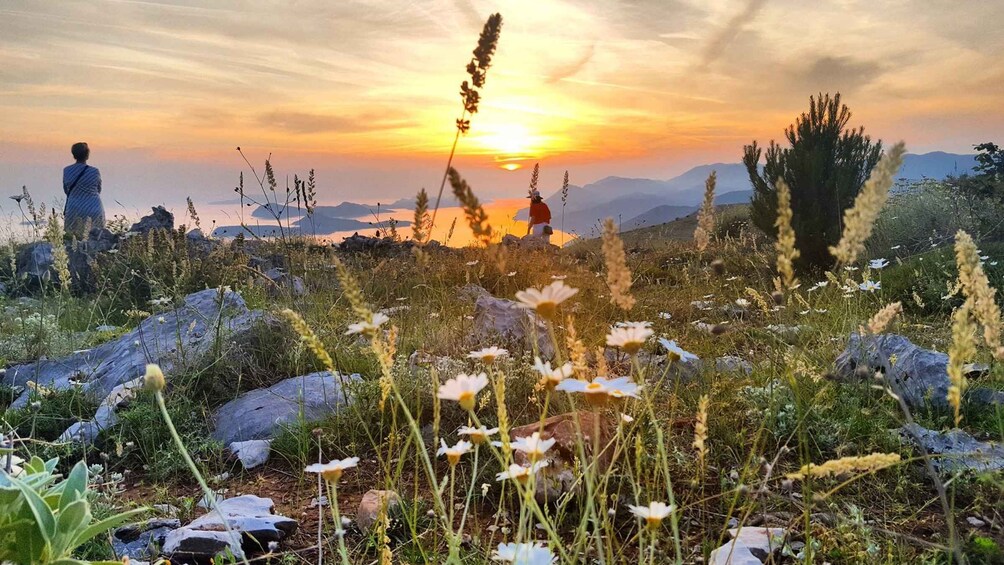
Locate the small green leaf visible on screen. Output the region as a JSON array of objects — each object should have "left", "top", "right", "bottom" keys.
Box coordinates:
[
  {"left": 53, "top": 498, "right": 91, "bottom": 558},
  {"left": 58, "top": 461, "right": 88, "bottom": 510},
  {"left": 8, "top": 474, "right": 56, "bottom": 547},
  {"left": 72, "top": 506, "right": 148, "bottom": 549}
]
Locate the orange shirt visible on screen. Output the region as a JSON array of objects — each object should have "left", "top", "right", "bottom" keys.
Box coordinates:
[{"left": 529, "top": 201, "right": 551, "bottom": 225}]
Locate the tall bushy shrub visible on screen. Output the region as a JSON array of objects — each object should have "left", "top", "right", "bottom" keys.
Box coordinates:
[{"left": 743, "top": 93, "right": 882, "bottom": 270}]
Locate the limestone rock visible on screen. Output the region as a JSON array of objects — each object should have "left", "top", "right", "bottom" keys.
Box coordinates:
[
  {"left": 229, "top": 439, "right": 272, "bottom": 469},
  {"left": 472, "top": 291, "right": 553, "bottom": 357},
  {"left": 4, "top": 288, "right": 264, "bottom": 409},
  {"left": 900, "top": 423, "right": 1004, "bottom": 474},
  {"left": 163, "top": 528, "right": 244, "bottom": 563},
  {"left": 15, "top": 242, "right": 55, "bottom": 286},
  {"left": 510, "top": 412, "right": 616, "bottom": 502},
  {"left": 709, "top": 527, "right": 787, "bottom": 564},
  {"left": 127, "top": 206, "right": 174, "bottom": 235},
  {"left": 186, "top": 495, "right": 298, "bottom": 552},
  {"left": 834, "top": 333, "right": 1004, "bottom": 410},
  {"left": 58, "top": 376, "right": 145, "bottom": 446},
  {"left": 716, "top": 356, "right": 752, "bottom": 376},
  {"left": 112, "top": 518, "right": 181, "bottom": 560},
  {"left": 212, "top": 371, "right": 359, "bottom": 445},
  {"left": 257, "top": 267, "right": 306, "bottom": 297},
  {"left": 355, "top": 489, "right": 401, "bottom": 532},
  {"left": 500, "top": 234, "right": 556, "bottom": 250}
]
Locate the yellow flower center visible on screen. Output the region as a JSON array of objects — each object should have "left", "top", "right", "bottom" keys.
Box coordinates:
[
  {"left": 535, "top": 301, "right": 557, "bottom": 320},
  {"left": 447, "top": 452, "right": 461, "bottom": 466},
  {"left": 584, "top": 383, "right": 609, "bottom": 406},
  {"left": 622, "top": 341, "right": 642, "bottom": 355},
  {"left": 645, "top": 516, "right": 663, "bottom": 530},
  {"left": 458, "top": 391, "right": 476, "bottom": 411},
  {"left": 481, "top": 355, "right": 496, "bottom": 365},
  {"left": 469, "top": 432, "right": 487, "bottom": 444},
  {"left": 321, "top": 468, "right": 344, "bottom": 483}
]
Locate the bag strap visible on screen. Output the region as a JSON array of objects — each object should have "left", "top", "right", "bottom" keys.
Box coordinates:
[{"left": 65, "top": 165, "right": 89, "bottom": 196}]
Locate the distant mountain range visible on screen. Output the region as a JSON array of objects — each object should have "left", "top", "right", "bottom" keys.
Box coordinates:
[
  {"left": 531, "top": 151, "right": 978, "bottom": 236},
  {"left": 211, "top": 152, "right": 978, "bottom": 240}
]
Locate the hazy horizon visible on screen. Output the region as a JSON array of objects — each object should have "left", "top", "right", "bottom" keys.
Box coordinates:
[{"left": 3, "top": 0, "right": 1003, "bottom": 211}]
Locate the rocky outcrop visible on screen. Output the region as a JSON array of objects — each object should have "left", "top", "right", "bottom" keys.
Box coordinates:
[
  {"left": 338, "top": 233, "right": 436, "bottom": 253},
  {"left": 900, "top": 423, "right": 1004, "bottom": 474},
  {"left": 834, "top": 333, "right": 1004, "bottom": 410},
  {"left": 127, "top": 206, "right": 174, "bottom": 236},
  {"left": 212, "top": 371, "right": 360, "bottom": 446},
  {"left": 228, "top": 439, "right": 273, "bottom": 470},
  {"left": 163, "top": 495, "right": 297, "bottom": 563},
  {"left": 4, "top": 288, "right": 265, "bottom": 410}
]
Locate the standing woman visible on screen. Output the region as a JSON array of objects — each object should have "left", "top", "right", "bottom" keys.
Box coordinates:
[{"left": 63, "top": 142, "right": 105, "bottom": 237}]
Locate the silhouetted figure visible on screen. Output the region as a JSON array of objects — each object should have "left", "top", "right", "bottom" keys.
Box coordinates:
[{"left": 63, "top": 142, "right": 105, "bottom": 236}]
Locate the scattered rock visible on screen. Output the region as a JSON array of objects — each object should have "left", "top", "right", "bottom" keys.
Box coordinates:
[
  {"left": 709, "top": 527, "right": 787, "bottom": 565},
  {"left": 690, "top": 300, "right": 714, "bottom": 311},
  {"left": 186, "top": 495, "right": 297, "bottom": 551},
  {"left": 967, "top": 516, "right": 987, "bottom": 528},
  {"left": 339, "top": 233, "right": 435, "bottom": 253},
  {"left": 471, "top": 289, "right": 554, "bottom": 357},
  {"left": 355, "top": 489, "right": 401, "bottom": 532},
  {"left": 510, "top": 412, "right": 616, "bottom": 502},
  {"left": 499, "top": 234, "right": 556, "bottom": 250},
  {"left": 127, "top": 206, "right": 174, "bottom": 236},
  {"left": 112, "top": 518, "right": 181, "bottom": 560},
  {"left": 212, "top": 371, "right": 359, "bottom": 445},
  {"left": 716, "top": 356, "right": 753, "bottom": 376},
  {"left": 228, "top": 439, "right": 272, "bottom": 469},
  {"left": 834, "top": 333, "right": 1004, "bottom": 410},
  {"left": 4, "top": 288, "right": 266, "bottom": 410},
  {"left": 900, "top": 423, "right": 1004, "bottom": 474}
]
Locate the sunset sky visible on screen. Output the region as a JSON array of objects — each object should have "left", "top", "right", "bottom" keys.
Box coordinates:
[{"left": 2, "top": 0, "right": 1003, "bottom": 211}]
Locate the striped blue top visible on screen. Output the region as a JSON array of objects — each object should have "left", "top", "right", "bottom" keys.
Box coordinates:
[{"left": 63, "top": 162, "right": 105, "bottom": 234}]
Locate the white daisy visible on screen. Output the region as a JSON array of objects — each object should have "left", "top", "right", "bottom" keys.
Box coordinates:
[
  {"left": 510, "top": 432, "right": 556, "bottom": 460},
  {"left": 606, "top": 325, "right": 653, "bottom": 354},
  {"left": 457, "top": 425, "right": 499, "bottom": 444},
  {"left": 533, "top": 357, "right": 573, "bottom": 387},
  {"left": 869, "top": 258, "right": 889, "bottom": 270},
  {"left": 658, "top": 338, "right": 699, "bottom": 363},
  {"left": 515, "top": 281, "right": 579, "bottom": 320},
  {"left": 437, "top": 439, "right": 473, "bottom": 466},
  {"left": 627, "top": 501, "right": 676, "bottom": 530},
  {"left": 495, "top": 461, "right": 550, "bottom": 483},
  {"left": 658, "top": 312, "right": 672, "bottom": 320},
  {"left": 468, "top": 346, "right": 509, "bottom": 365},
  {"left": 555, "top": 376, "right": 641, "bottom": 405},
  {"left": 345, "top": 312, "right": 390, "bottom": 336},
  {"left": 859, "top": 280, "right": 881, "bottom": 292},
  {"left": 466, "top": 260, "right": 480, "bottom": 266},
  {"left": 437, "top": 373, "right": 489, "bottom": 411},
  {"left": 304, "top": 457, "right": 360, "bottom": 483}
]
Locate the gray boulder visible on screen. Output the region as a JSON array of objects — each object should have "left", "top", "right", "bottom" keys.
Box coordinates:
[
  {"left": 112, "top": 518, "right": 181, "bottom": 560},
  {"left": 834, "top": 333, "right": 1004, "bottom": 410},
  {"left": 15, "top": 242, "right": 55, "bottom": 285},
  {"left": 212, "top": 371, "right": 359, "bottom": 445},
  {"left": 257, "top": 267, "right": 306, "bottom": 297},
  {"left": 162, "top": 528, "right": 244, "bottom": 563},
  {"left": 900, "top": 423, "right": 1004, "bottom": 474},
  {"left": 4, "top": 288, "right": 264, "bottom": 409},
  {"left": 472, "top": 290, "right": 554, "bottom": 357}
]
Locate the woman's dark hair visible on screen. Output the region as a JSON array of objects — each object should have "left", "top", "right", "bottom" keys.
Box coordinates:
[{"left": 71, "top": 142, "right": 90, "bottom": 161}]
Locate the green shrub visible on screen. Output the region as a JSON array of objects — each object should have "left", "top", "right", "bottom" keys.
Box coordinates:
[
  {"left": 0, "top": 456, "right": 145, "bottom": 564},
  {"left": 881, "top": 243, "right": 1004, "bottom": 316}
]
